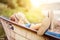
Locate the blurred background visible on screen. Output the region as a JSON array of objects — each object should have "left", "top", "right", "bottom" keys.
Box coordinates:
[{"left": 0, "top": 0, "right": 60, "bottom": 40}]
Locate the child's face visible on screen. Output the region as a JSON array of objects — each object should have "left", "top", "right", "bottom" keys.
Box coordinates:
[
  {"left": 10, "top": 13, "right": 18, "bottom": 22},
  {"left": 10, "top": 15, "right": 15, "bottom": 21}
]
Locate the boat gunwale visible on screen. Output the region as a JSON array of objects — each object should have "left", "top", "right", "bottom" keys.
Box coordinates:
[{"left": 0, "top": 16, "right": 37, "bottom": 33}]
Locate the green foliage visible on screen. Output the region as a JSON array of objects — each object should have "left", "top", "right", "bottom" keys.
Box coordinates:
[
  {"left": 7, "top": 0, "right": 18, "bottom": 9},
  {"left": 0, "top": 0, "right": 7, "bottom": 4},
  {"left": 0, "top": 3, "right": 14, "bottom": 17},
  {"left": 0, "top": 3, "right": 28, "bottom": 18},
  {"left": 0, "top": 0, "right": 28, "bottom": 39},
  {"left": 0, "top": 24, "right": 5, "bottom": 36},
  {"left": 0, "top": 0, "right": 18, "bottom": 8}
]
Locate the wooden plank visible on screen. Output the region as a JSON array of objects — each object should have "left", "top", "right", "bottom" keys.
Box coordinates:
[
  {"left": 13, "top": 24, "right": 49, "bottom": 40},
  {"left": 15, "top": 33, "right": 28, "bottom": 40},
  {"left": 0, "top": 17, "right": 50, "bottom": 40},
  {"left": 0, "top": 16, "right": 36, "bottom": 33},
  {"left": 0, "top": 19, "right": 15, "bottom": 40}
]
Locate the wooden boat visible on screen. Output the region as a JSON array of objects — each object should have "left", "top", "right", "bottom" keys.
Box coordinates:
[
  {"left": 1, "top": 10, "right": 60, "bottom": 40},
  {"left": 0, "top": 11, "right": 60, "bottom": 40},
  {"left": 0, "top": 16, "right": 50, "bottom": 40},
  {"left": 0, "top": 12, "right": 60, "bottom": 40}
]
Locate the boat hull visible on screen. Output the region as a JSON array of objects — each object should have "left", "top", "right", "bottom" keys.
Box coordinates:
[{"left": 0, "top": 18, "right": 49, "bottom": 40}]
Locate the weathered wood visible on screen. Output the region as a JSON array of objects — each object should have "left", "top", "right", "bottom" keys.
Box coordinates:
[
  {"left": 0, "top": 19, "right": 14, "bottom": 40},
  {"left": 0, "top": 17, "right": 49, "bottom": 40}
]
